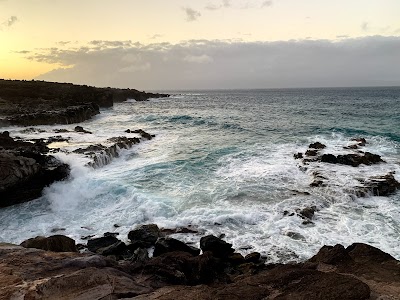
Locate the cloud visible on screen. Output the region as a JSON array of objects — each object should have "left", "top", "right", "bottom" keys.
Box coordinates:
[
  {"left": 205, "top": 3, "right": 220, "bottom": 10},
  {"left": 261, "top": 1, "right": 273, "bottom": 7},
  {"left": 183, "top": 54, "right": 213, "bottom": 63},
  {"left": 119, "top": 62, "right": 151, "bottom": 73},
  {"left": 336, "top": 35, "right": 349, "bottom": 39},
  {"left": 6, "top": 16, "right": 17, "bottom": 26},
  {"left": 361, "top": 22, "right": 369, "bottom": 31},
  {"left": 26, "top": 36, "right": 400, "bottom": 90},
  {"left": 205, "top": 0, "right": 231, "bottom": 10},
  {"left": 14, "top": 50, "right": 30, "bottom": 54},
  {"left": 1, "top": 16, "right": 18, "bottom": 29},
  {"left": 150, "top": 34, "right": 163, "bottom": 40},
  {"left": 222, "top": 0, "right": 231, "bottom": 8},
  {"left": 183, "top": 7, "right": 201, "bottom": 22}
]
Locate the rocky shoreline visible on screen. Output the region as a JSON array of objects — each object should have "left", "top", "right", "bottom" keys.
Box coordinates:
[
  {"left": 0, "top": 79, "right": 169, "bottom": 126},
  {"left": 1, "top": 80, "right": 400, "bottom": 299},
  {"left": 1, "top": 225, "right": 400, "bottom": 299},
  {"left": 0, "top": 80, "right": 169, "bottom": 207}
]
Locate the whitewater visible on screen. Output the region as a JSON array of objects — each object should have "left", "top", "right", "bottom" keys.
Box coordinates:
[{"left": 0, "top": 87, "right": 399, "bottom": 263}]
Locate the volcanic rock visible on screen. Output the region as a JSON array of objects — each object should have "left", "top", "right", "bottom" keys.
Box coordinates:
[
  {"left": 244, "top": 252, "right": 261, "bottom": 263},
  {"left": 294, "top": 152, "right": 303, "bottom": 159},
  {"left": 6, "top": 103, "right": 100, "bottom": 126},
  {"left": 130, "top": 129, "right": 155, "bottom": 140},
  {"left": 136, "top": 251, "right": 223, "bottom": 285},
  {"left": 305, "top": 149, "right": 319, "bottom": 156},
  {"left": 321, "top": 152, "right": 384, "bottom": 167},
  {"left": 0, "top": 133, "right": 70, "bottom": 207},
  {"left": 351, "top": 137, "right": 367, "bottom": 146},
  {"left": 128, "top": 224, "right": 161, "bottom": 248},
  {"left": 200, "top": 235, "right": 235, "bottom": 259},
  {"left": 87, "top": 236, "right": 120, "bottom": 253},
  {"left": 0, "top": 244, "right": 152, "bottom": 299},
  {"left": 74, "top": 125, "right": 92, "bottom": 134},
  {"left": 309, "top": 142, "right": 326, "bottom": 149},
  {"left": 154, "top": 237, "right": 200, "bottom": 257},
  {"left": 298, "top": 206, "right": 317, "bottom": 220},
  {"left": 357, "top": 173, "right": 400, "bottom": 196},
  {"left": 20, "top": 235, "right": 77, "bottom": 252}
]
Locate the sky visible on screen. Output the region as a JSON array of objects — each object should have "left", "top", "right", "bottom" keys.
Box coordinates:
[{"left": 0, "top": 0, "right": 399, "bottom": 90}]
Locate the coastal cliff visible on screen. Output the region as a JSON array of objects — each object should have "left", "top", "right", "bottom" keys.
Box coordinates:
[{"left": 0, "top": 79, "right": 169, "bottom": 126}]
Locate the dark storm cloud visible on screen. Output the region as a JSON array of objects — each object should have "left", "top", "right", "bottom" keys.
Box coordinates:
[
  {"left": 28, "top": 36, "right": 400, "bottom": 90},
  {"left": 183, "top": 7, "right": 201, "bottom": 21}
]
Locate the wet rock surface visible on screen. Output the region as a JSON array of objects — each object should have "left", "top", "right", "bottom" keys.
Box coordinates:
[
  {"left": 2, "top": 231, "right": 400, "bottom": 300},
  {"left": 296, "top": 138, "right": 399, "bottom": 197},
  {"left": 0, "top": 131, "right": 70, "bottom": 207}
]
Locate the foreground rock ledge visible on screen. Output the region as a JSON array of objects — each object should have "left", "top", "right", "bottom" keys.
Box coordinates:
[{"left": 1, "top": 241, "right": 400, "bottom": 299}]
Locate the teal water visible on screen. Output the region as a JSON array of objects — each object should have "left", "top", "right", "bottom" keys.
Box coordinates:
[{"left": 0, "top": 87, "right": 399, "bottom": 262}]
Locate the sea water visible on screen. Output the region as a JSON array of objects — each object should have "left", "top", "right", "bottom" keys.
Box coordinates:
[{"left": 0, "top": 87, "right": 399, "bottom": 263}]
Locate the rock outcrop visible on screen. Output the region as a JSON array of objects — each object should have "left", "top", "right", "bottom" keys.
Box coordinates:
[
  {"left": 73, "top": 136, "right": 142, "bottom": 168},
  {"left": 295, "top": 138, "right": 400, "bottom": 197},
  {"left": 6, "top": 102, "right": 100, "bottom": 126},
  {"left": 2, "top": 231, "right": 400, "bottom": 300},
  {"left": 0, "top": 132, "right": 70, "bottom": 207},
  {"left": 0, "top": 79, "right": 170, "bottom": 126}
]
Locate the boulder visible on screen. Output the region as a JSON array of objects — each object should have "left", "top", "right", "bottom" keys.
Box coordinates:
[
  {"left": 128, "top": 224, "right": 161, "bottom": 248},
  {"left": 293, "top": 152, "right": 303, "bottom": 159},
  {"left": 309, "top": 142, "right": 326, "bottom": 149},
  {"left": 245, "top": 252, "right": 261, "bottom": 263},
  {"left": 127, "top": 129, "right": 155, "bottom": 140},
  {"left": 298, "top": 206, "right": 317, "bottom": 220},
  {"left": 20, "top": 235, "right": 77, "bottom": 252},
  {"left": 74, "top": 125, "right": 92, "bottom": 134},
  {"left": 309, "top": 244, "right": 353, "bottom": 265},
  {"left": 154, "top": 237, "right": 200, "bottom": 257},
  {"left": 228, "top": 253, "right": 246, "bottom": 265},
  {"left": 200, "top": 235, "right": 235, "bottom": 259},
  {"left": 97, "top": 241, "right": 127, "bottom": 257},
  {"left": 137, "top": 251, "right": 223, "bottom": 285},
  {"left": 351, "top": 137, "right": 367, "bottom": 146},
  {"left": 361, "top": 173, "right": 400, "bottom": 196},
  {"left": 321, "top": 152, "right": 383, "bottom": 167},
  {"left": 305, "top": 149, "right": 318, "bottom": 156},
  {"left": 87, "top": 236, "right": 120, "bottom": 253}
]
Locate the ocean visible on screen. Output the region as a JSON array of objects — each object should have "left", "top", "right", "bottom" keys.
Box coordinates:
[{"left": 0, "top": 87, "right": 399, "bottom": 263}]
